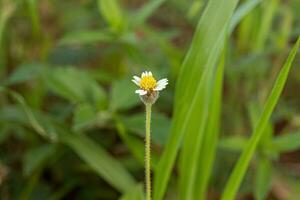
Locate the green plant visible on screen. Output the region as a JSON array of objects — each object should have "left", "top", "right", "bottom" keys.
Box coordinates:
[{"left": 1, "top": 0, "right": 300, "bottom": 199}]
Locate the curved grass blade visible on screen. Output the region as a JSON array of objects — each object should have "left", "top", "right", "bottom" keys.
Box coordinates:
[
  {"left": 229, "top": 0, "right": 262, "bottom": 33},
  {"left": 153, "top": 0, "right": 239, "bottom": 199},
  {"left": 193, "top": 0, "right": 264, "bottom": 194},
  {"left": 253, "top": 0, "right": 279, "bottom": 51},
  {"left": 221, "top": 36, "right": 300, "bottom": 200},
  {"left": 193, "top": 46, "right": 226, "bottom": 199}
]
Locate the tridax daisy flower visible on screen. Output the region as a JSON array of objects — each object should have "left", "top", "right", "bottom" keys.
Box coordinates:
[
  {"left": 132, "top": 71, "right": 168, "bottom": 199},
  {"left": 132, "top": 71, "right": 168, "bottom": 104}
]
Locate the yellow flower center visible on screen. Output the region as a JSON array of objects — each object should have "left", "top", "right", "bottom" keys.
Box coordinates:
[{"left": 140, "top": 75, "right": 157, "bottom": 90}]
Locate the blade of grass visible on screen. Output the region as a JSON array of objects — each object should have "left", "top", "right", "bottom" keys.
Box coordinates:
[
  {"left": 248, "top": 102, "right": 274, "bottom": 200},
  {"left": 178, "top": 2, "right": 239, "bottom": 200},
  {"left": 229, "top": 0, "right": 262, "bottom": 33},
  {"left": 198, "top": 0, "right": 265, "bottom": 189},
  {"left": 119, "top": 184, "right": 144, "bottom": 200},
  {"left": 153, "top": 0, "right": 239, "bottom": 199},
  {"left": 276, "top": 6, "right": 293, "bottom": 50},
  {"left": 129, "top": 0, "right": 166, "bottom": 28},
  {"left": 254, "top": 155, "right": 273, "bottom": 200},
  {"left": 0, "top": 0, "right": 15, "bottom": 46},
  {"left": 0, "top": 0, "right": 16, "bottom": 76},
  {"left": 191, "top": 1, "right": 264, "bottom": 195},
  {"left": 193, "top": 45, "right": 226, "bottom": 199},
  {"left": 97, "top": 0, "right": 125, "bottom": 33},
  {"left": 221, "top": 36, "right": 300, "bottom": 200},
  {"left": 178, "top": 47, "right": 217, "bottom": 200},
  {"left": 26, "top": 0, "right": 41, "bottom": 37},
  {"left": 253, "top": 0, "right": 279, "bottom": 51}
]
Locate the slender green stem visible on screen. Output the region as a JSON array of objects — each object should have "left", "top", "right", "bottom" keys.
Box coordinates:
[{"left": 145, "top": 103, "right": 152, "bottom": 200}]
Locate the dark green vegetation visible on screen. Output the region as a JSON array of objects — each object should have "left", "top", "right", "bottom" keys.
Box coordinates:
[{"left": 1, "top": 0, "right": 300, "bottom": 199}]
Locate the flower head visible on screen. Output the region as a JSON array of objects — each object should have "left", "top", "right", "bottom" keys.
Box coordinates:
[{"left": 132, "top": 71, "right": 168, "bottom": 104}]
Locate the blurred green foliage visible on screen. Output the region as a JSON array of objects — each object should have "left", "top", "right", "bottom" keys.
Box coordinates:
[{"left": 0, "top": 0, "right": 300, "bottom": 199}]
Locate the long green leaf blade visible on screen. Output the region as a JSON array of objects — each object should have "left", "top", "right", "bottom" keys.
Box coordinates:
[
  {"left": 58, "top": 130, "right": 137, "bottom": 193},
  {"left": 193, "top": 46, "right": 226, "bottom": 199},
  {"left": 153, "top": 0, "right": 239, "bottom": 199},
  {"left": 97, "top": 0, "right": 125, "bottom": 32},
  {"left": 119, "top": 184, "right": 144, "bottom": 200},
  {"left": 229, "top": 0, "right": 262, "bottom": 33},
  {"left": 221, "top": 36, "right": 300, "bottom": 200}
]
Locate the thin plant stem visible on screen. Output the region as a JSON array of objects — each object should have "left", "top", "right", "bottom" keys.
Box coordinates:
[{"left": 145, "top": 103, "right": 152, "bottom": 200}]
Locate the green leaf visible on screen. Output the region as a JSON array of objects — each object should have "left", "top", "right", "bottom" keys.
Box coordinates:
[
  {"left": 193, "top": 47, "right": 225, "bottom": 199},
  {"left": 229, "top": 0, "right": 262, "bottom": 33},
  {"left": 219, "top": 136, "right": 248, "bottom": 152},
  {"left": 0, "top": 87, "right": 57, "bottom": 141},
  {"left": 119, "top": 184, "right": 144, "bottom": 200},
  {"left": 272, "top": 132, "right": 300, "bottom": 153},
  {"left": 73, "top": 104, "right": 97, "bottom": 131},
  {"left": 253, "top": 0, "right": 279, "bottom": 51},
  {"left": 73, "top": 104, "right": 111, "bottom": 131},
  {"left": 43, "top": 67, "right": 106, "bottom": 109},
  {"left": 120, "top": 112, "right": 170, "bottom": 145},
  {"left": 116, "top": 121, "right": 159, "bottom": 168},
  {"left": 110, "top": 78, "right": 140, "bottom": 111},
  {"left": 129, "top": 0, "right": 166, "bottom": 28},
  {"left": 97, "top": 0, "right": 125, "bottom": 33},
  {"left": 254, "top": 156, "right": 273, "bottom": 200},
  {"left": 60, "top": 30, "right": 113, "bottom": 45},
  {"left": 6, "top": 63, "right": 44, "bottom": 85},
  {"left": 59, "top": 129, "right": 136, "bottom": 193},
  {"left": 23, "top": 144, "right": 56, "bottom": 176},
  {"left": 1, "top": 87, "right": 135, "bottom": 193},
  {"left": 0, "top": 0, "right": 16, "bottom": 47},
  {"left": 0, "top": 105, "right": 28, "bottom": 125},
  {"left": 221, "top": 36, "right": 300, "bottom": 200},
  {"left": 153, "top": 0, "right": 239, "bottom": 199}
]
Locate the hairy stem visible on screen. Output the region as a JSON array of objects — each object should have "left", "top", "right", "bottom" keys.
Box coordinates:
[{"left": 145, "top": 103, "right": 152, "bottom": 200}]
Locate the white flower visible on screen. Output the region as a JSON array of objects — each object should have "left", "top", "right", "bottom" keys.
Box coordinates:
[{"left": 132, "top": 71, "right": 168, "bottom": 96}]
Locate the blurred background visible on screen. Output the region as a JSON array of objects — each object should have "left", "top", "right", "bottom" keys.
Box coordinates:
[{"left": 0, "top": 0, "right": 300, "bottom": 199}]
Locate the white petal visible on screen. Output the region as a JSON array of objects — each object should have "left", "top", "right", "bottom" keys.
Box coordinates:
[
  {"left": 135, "top": 89, "right": 147, "bottom": 95},
  {"left": 133, "top": 76, "right": 141, "bottom": 82},
  {"left": 154, "top": 78, "right": 168, "bottom": 91},
  {"left": 157, "top": 81, "right": 168, "bottom": 87},
  {"left": 158, "top": 82, "right": 168, "bottom": 87},
  {"left": 142, "top": 72, "right": 146, "bottom": 78},
  {"left": 132, "top": 79, "right": 140, "bottom": 86},
  {"left": 154, "top": 85, "right": 165, "bottom": 91},
  {"left": 157, "top": 78, "right": 168, "bottom": 85},
  {"left": 132, "top": 76, "right": 141, "bottom": 85},
  {"left": 148, "top": 71, "right": 152, "bottom": 76}
]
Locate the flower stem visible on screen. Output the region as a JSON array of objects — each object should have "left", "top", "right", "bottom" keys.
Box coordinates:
[{"left": 145, "top": 103, "right": 152, "bottom": 200}]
